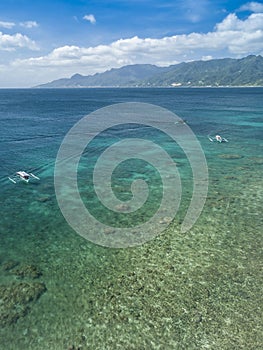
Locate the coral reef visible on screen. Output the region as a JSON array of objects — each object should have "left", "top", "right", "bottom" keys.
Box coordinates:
[
  {"left": 1, "top": 260, "right": 19, "bottom": 271},
  {"left": 0, "top": 282, "right": 46, "bottom": 326},
  {"left": 11, "top": 264, "right": 42, "bottom": 279},
  {"left": 218, "top": 154, "right": 243, "bottom": 159}
]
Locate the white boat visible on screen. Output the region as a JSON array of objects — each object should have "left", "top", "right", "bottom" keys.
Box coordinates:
[
  {"left": 8, "top": 171, "right": 40, "bottom": 184},
  {"left": 208, "top": 135, "right": 228, "bottom": 143}
]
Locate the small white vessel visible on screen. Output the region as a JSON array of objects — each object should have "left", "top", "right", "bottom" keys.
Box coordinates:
[
  {"left": 209, "top": 135, "right": 228, "bottom": 143},
  {"left": 8, "top": 171, "right": 40, "bottom": 184}
]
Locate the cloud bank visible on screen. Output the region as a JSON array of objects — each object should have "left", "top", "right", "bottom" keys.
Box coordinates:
[
  {"left": 14, "top": 12, "right": 263, "bottom": 71},
  {"left": 1, "top": 9, "right": 263, "bottom": 86},
  {"left": 239, "top": 1, "right": 263, "bottom": 12},
  {"left": 0, "top": 31, "right": 38, "bottom": 51}
]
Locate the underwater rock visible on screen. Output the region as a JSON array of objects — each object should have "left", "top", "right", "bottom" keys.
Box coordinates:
[
  {"left": 37, "top": 196, "right": 51, "bottom": 203},
  {"left": 248, "top": 157, "right": 263, "bottom": 165},
  {"left": 68, "top": 345, "right": 81, "bottom": 350},
  {"left": 236, "top": 166, "right": 250, "bottom": 171},
  {"left": 0, "top": 282, "right": 46, "bottom": 326},
  {"left": 159, "top": 216, "right": 172, "bottom": 224},
  {"left": 218, "top": 154, "right": 243, "bottom": 159},
  {"left": 224, "top": 175, "right": 237, "bottom": 180},
  {"left": 1, "top": 260, "right": 19, "bottom": 271},
  {"left": 11, "top": 264, "right": 42, "bottom": 279},
  {"left": 104, "top": 227, "right": 116, "bottom": 235},
  {"left": 115, "top": 203, "right": 131, "bottom": 212}
]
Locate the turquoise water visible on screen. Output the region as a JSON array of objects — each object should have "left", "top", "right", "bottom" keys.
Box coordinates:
[{"left": 0, "top": 88, "right": 262, "bottom": 349}]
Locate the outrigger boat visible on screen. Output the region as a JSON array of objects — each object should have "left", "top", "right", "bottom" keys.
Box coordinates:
[
  {"left": 8, "top": 171, "right": 40, "bottom": 184},
  {"left": 208, "top": 135, "right": 228, "bottom": 143}
]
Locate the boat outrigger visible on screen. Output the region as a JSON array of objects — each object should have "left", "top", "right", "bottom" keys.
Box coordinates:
[
  {"left": 8, "top": 171, "right": 40, "bottom": 184},
  {"left": 208, "top": 135, "right": 228, "bottom": 143}
]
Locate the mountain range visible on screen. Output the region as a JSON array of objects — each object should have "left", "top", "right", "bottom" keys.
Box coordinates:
[{"left": 36, "top": 55, "right": 263, "bottom": 88}]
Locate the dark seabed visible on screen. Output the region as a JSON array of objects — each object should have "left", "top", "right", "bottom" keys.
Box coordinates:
[{"left": 0, "top": 88, "right": 262, "bottom": 349}]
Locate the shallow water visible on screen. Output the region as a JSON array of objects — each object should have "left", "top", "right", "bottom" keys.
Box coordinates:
[{"left": 0, "top": 88, "right": 262, "bottom": 349}]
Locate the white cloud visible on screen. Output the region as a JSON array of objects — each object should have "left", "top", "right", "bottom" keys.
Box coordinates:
[
  {"left": 83, "top": 14, "right": 96, "bottom": 24},
  {"left": 216, "top": 13, "right": 263, "bottom": 32},
  {"left": 239, "top": 2, "right": 263, "bottom": 13},
  {"left": 0, "top": 21, "right": 15, "bottom": 29},
  {"left": 20, "top": 21, "right": 39, "bottom": 28},
  {"left": 13, "top": 12, "right": 263, "bottom": 68},
  {"left": 3, "top": 11, "right": 263, "bottom": 86},
  {"left": 0, "top": 31, "right": 39, "bottom": 51}
]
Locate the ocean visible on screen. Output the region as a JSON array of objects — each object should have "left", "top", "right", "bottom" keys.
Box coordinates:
[{"left": 0, "top": 88, "right": 262, "bottom": 349}]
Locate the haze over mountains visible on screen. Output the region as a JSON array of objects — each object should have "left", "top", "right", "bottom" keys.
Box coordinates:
[{"left": 36, "top": 55, "right": 263, "bottom": 88}]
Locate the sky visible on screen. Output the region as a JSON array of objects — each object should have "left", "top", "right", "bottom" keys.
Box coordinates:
[{"left": 0, "top": 0, "right": 263, "bottom": 87}]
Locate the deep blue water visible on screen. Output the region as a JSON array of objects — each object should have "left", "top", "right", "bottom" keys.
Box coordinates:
[
  {"left": 0, "top": 87, "right": 262, "bottom": 164},
  {"left": 0, "top": 88, "right": 262, "bottom": 185},
  {"left": 0, "top": 88, "right": 262, "bottom": 349}
]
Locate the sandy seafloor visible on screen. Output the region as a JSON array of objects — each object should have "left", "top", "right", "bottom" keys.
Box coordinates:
[{"left": 0, "top": 88, "right": 262, "bottom": 349}]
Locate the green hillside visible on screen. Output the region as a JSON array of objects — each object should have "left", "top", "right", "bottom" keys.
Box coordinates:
[
  {"left": 36, "top": 55, "right": 263, "bottom": 88},
  {"left": 142, "top": 55, "right": 263, "bottom": 87}
]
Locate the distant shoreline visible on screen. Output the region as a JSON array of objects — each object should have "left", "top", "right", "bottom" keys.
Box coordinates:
[
  {"left": 1, "top": 85, "right": 263, "bottom": 89},
  {"left": 33, "top": 55, "right": 263, "bottom": 89},
  {"left": 34, "top": 85, "right": 263, "bottom": 89}
]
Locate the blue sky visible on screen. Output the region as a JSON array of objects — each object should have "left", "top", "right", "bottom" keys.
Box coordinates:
[{"left": 0, "top": 0, "right": 263, "bottom": 87}]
